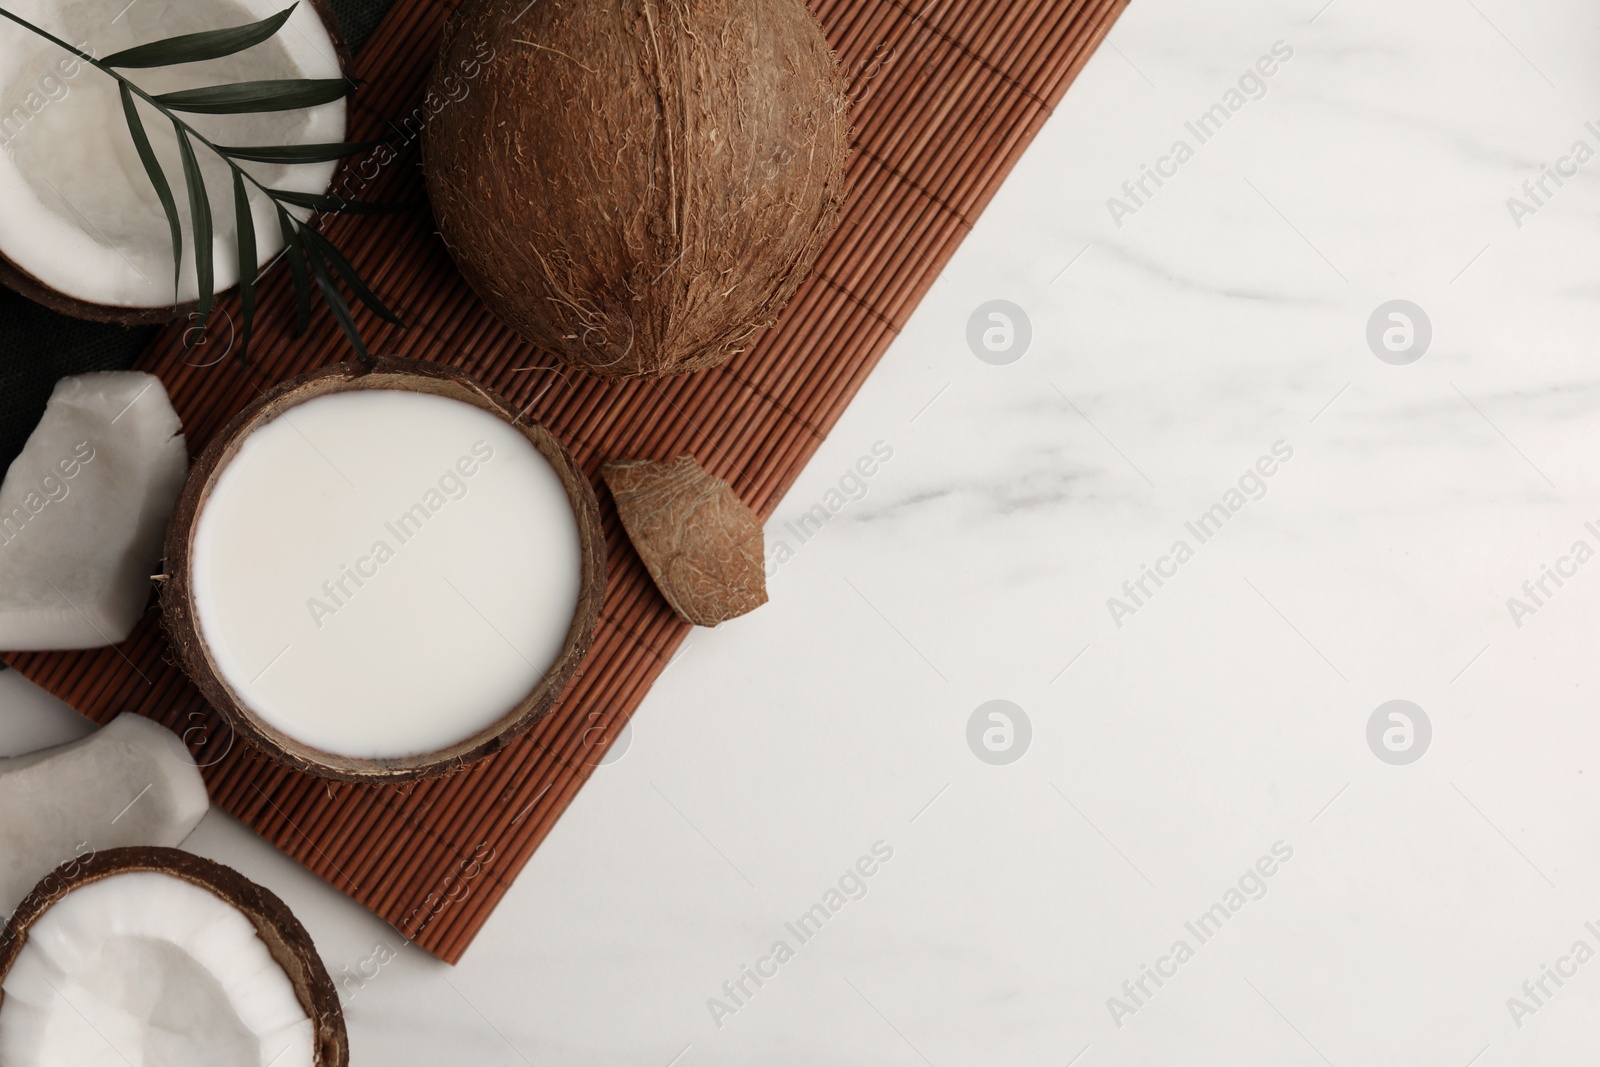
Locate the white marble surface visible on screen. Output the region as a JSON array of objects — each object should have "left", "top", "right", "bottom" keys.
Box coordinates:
[{"left": 10, "top": 0, "right": 1600, "bottom": 1060}]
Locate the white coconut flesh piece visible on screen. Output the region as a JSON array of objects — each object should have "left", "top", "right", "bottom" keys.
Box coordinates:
[
  {"left": 0, "top": 871, "right": 314, "bottom": 1067},
  {"left": 0, "top": 715, "right": 209, "bottom": 921},
  {"left": 0, "top": 668, "right": 94, "bottom": 757},
  {"left": 0, "top": 371, "right": 187, "bottom": 650},
  {"left": 0, "top": 0, "right": 346, "bottom": 311}
]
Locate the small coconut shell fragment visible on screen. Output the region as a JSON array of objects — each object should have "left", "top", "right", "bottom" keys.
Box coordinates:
[{"left": 603, "top": 456, "right": 767, "bottom": 627}]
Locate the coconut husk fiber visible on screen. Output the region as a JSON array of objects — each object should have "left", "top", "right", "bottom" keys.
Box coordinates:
[
  {"left": 2, "top": 0, "right": 1132, "bottom": 962},
  {"left": 423, "top": 0, "right": 853, "bottom": 381}
]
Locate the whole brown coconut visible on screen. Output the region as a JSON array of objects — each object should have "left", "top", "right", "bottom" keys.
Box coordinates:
[{"left": 422, "top": 0, "right": 852, "bottom": 380}]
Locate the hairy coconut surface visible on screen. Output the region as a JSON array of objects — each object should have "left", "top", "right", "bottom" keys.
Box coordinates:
[
  {"left": 423, "top": 0, "right": 852, "bottom": 380},
  {"left": 0, "top": 0, "right": 350, "bottom": 323},
  {"left": 603, "top": 455, "right": 766, "bottom": 626},
  {"left": 160, "top": 357, "right": 607, "bottom": 782},
  {"left": 0, "top": 846, "right": 347, "bottom": 1066}
]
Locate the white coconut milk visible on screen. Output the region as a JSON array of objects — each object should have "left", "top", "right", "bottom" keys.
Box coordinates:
[{"left": 190, "top": 389, "right": 583, "bottom": 759}]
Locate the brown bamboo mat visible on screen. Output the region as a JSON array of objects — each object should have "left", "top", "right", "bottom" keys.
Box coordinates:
[{"left": 4, "top": 0, "right": 1129, "bottom": 961}]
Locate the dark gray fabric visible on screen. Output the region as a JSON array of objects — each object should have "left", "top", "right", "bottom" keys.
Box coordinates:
[
  {"left": 0, "top": 0, "right": 396, "bottom": 474},
  {"left": 333, "top": 0, "right": 394, "bottom": 58}
]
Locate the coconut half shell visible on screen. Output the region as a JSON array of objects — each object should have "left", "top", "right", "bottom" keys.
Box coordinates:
[
  {"left": 0, "top": 846, "right": 348, "bottom": 1066},
  {"left": 422, "top": 0, "right": 852, "bottom": 379},
  {"left": 0, "top": 0, "right": 352, "bottom": 324},
  {"left": 160, "top": 357, "right": 608, "bottom": 782}
]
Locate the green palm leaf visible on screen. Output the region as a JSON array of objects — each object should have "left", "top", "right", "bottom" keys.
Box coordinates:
[
  {"left": 118, "top": 83, "right": 183, "bottom": 304},
  {"left": 217, "top": 141, "right": 378, "bottom": 164},
  {"left": 174, "top": 124, "right": 213, "bottom": 338},
  {"left": 304, "top": 235, "right": 369, "bottom": 361},
  {"left": 302, "top": 228, "right": 402, "bottom": 326},
  {"left": 154, "top": 78, "right": 350, "bottom": 114},
  {"left": 276, "top": 209, "right": 312, "bottom": 337},
  {"left": 233, "top": 172, "right": 257, "bottom": 363},
  {"left": 102, "top": 5, "right": 297, "bottom": 69}
]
